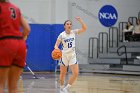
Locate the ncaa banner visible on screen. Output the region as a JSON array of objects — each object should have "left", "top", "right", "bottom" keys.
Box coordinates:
[{"left": 98, "top": 5, "right": 118, "bottom": 27}]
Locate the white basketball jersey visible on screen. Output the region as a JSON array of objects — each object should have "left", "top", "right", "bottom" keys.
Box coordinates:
[{"left": 57, "top": 29, "right": 79, "bottom": 53}]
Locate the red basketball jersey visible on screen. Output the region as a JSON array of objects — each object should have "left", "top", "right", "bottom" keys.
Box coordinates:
[{"left": 0, "top": 2, "right": 22, "bottom": 38}]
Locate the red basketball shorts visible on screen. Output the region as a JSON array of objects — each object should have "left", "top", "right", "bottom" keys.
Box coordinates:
[{"left": 0, "top": 39, "right": 26, "bottom": 68}]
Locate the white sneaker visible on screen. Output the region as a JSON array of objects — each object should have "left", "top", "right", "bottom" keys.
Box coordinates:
[
  {"left": 60, "top": 88, "right": 64, "bottom": 93},
  {"left": 63, "top": 87, "right": 69, "bottom": 93}
]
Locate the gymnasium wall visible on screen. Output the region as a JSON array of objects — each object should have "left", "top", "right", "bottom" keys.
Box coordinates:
[
  {"left": 68, "top": 0, "right": 140, "bottom": 64},
  {"left": 10, "top": 0, "right": 140, "bottom": 71}
]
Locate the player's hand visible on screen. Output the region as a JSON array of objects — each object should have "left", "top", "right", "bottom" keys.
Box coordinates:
[
  {"left": 75, "top": 16, "right": 81, "bottom": 21},
  {"left": 54, "top": 47, "right": 59, "bottom": 50},
  {"left": 75, "top": 16, "right": 84, "bottom": 24}
]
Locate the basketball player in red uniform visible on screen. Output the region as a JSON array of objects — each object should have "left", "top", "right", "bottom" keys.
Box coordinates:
[{"left": 0, "top": 0, "right": 30, "bottom": 93}]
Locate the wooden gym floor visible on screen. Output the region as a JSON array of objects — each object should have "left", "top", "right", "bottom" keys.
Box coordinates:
[{"left": 4, "top": 72, "right": 140, "bottom": 93}]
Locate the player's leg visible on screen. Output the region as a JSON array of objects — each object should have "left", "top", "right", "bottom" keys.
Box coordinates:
[
  {"left": 59, "top": 54, "right": 69, "bottom": 89},
  {"left": 8, "top": 66, "right": 23, "bottom": 93},
  {"left": 68, "top": 64, "right": 79, "bottom": 85},
  {"left": 63, "top": 64, "right": 79, "bottom": 93},
  {"left": 60, "top": 66, "right": 68, "bottom": 89},
  {"left": 0, "top": 39, "right": 13, "bottom": 93},
  {"left": 0, "top": 68, "right": 9, "bottom": 93},
  {"left": 8, "top": 39, "right": 26, "bottom": 93},
  {"left": 68, "top": 53, "right": 79, "bottom": 86},
  {"left": 64, "top": 53, "right": 79, "bottom": 93}
]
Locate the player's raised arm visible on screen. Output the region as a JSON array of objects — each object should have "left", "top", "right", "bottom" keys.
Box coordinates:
[{"left": 76, "top": 17, "right": 87, "bottom": 34}]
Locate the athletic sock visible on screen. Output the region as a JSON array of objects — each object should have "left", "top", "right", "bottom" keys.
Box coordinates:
[
  {"left": 65, "top": 84, "right": 71, "bottom": 89},
  {"left": 60, "top": 85, "right": 64, "bottom": 89}
]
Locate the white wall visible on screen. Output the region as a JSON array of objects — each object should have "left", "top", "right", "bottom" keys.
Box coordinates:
[
  {"left": 68, "top": 0, "right": 140, "bottom": 64},
  {"left": 10, "top": 0, "right": 140, "bottom": 64},
  {"left": 11, "top": 0, "right": 68, "bottom": 24},
  {"left": 55, "top": 0, "right": 68, "bottom": 24}
]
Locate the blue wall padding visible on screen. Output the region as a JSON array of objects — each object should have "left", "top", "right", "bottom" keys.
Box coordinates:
[{"left": 25, "top": 24, "right": 64, "bottom": 71}]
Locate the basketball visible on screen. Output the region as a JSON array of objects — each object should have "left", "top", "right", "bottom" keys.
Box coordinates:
[{"left": 51, "top": 49, "right": 62, "bottom": 60}]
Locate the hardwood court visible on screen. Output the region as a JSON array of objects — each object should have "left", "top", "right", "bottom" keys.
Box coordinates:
[{"left": 16, "top": 73, "right": 140, "bottom": 93}]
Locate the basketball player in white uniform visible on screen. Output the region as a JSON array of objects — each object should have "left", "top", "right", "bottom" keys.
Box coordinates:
[{"left": 54, "top": 17, "right": 87, "bottom": 93}]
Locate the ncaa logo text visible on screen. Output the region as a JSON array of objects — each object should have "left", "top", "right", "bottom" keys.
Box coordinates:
[{"left": 98, "top": 5, "right": 118, "bottom": 27}]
